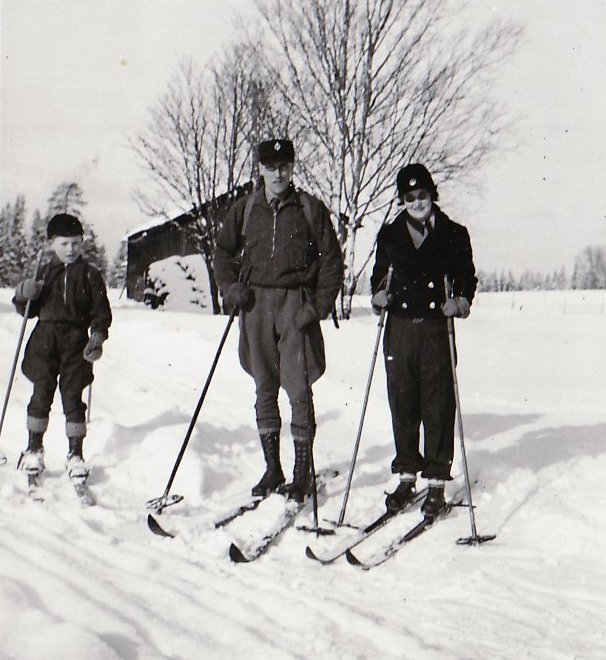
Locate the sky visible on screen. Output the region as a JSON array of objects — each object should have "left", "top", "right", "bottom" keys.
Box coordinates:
[{"left": 2, "top": 0, "right": 605, "bottom": 276}]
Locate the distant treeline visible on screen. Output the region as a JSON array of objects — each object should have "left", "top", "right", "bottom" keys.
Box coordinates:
[
  {"left": 0, "top": 184, "right": 126, "bottom": 289},
  {"left": 478, "top": 246, "right": 606, "bottom": 291}
]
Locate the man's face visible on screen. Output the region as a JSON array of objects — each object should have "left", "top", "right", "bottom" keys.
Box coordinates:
[
  {"left": 402, "top": 188, "right": 432, "bottom": 223},
  {"left": 260, "top": 161, "right": 294, "bottom": 199},
  {"left": 51, "top": 235, "right": 83, "bottom": 264}
]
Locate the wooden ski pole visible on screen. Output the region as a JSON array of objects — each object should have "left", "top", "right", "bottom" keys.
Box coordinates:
[
  {"left": 0, "top": 250, "right": 45, "bottom": 463},
  {"left": 443, "top": 275, "right": 495, "bottom": 546},
  {"left": 337, "top": 264, "right": 394, "bottom": 525}
]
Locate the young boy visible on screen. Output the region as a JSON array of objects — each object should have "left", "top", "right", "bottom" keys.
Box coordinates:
[{"left": 13, "top": 213, "right": 112, "bottom": 484}]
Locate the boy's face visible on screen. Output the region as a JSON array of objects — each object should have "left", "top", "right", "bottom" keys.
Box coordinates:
[{"left": 51, "top": 235, "right": 83, "bottom": 264}]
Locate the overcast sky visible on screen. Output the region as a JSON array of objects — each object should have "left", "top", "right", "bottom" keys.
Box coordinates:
[{"left": 2, "top": 0, "right": 605, "bottom": 276}]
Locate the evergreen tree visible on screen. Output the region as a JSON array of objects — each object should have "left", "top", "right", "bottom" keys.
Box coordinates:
[
  {"left": 0, "top": 196, "right": 29, "bottom": 285},
  {"left": 82, "top": 225, "right": 108, "bottom": 276},
  {"left": 108, "top": 241, "right": 128, "bottom": 289},
  {"left": 27, "top": 209, "right": 48, "bottom": 263},
  {"left": 46, "top": 182, "right": 87, "bottom": 218}
]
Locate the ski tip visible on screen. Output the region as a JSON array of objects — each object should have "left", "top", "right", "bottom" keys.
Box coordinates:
[
  {"left": 229, "top": 542, "right": 250, "bottom": 563},
  {"left": 345, "top": 549, "right": 363, "bottom": 566},
  {"left": 305, "top": 545, "right": 319, "bottom": 561},
  {"left": 147, "top": 514, "right": 175, "bottom": 538}
]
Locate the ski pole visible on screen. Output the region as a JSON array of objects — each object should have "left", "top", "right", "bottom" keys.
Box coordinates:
[
  {"left": 337, "top": 264, "right": 394, "bottom": 525},
  {"left": 443, "top": 275, "right": 495, "bottom": 546},
  {"left": 86, "top": 384, "right": 92, "bottom": 424},
  {"left": 0, "top": 250, "right": 45, "bottom": 464},
  {"left": 146, "top": 307, "right": 237, "bottom": 526},
  {"left": 297, "top": 303, "right": 334, "bottom": 536}
]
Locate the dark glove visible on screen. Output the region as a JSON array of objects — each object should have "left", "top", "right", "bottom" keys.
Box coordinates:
[
  {"left": 441, "top": 297, "right": 470, "bottom": 319},
  {"left": 371, "top": 290, "right": 392, "bottom": 315},
  {"left": 224, "top": 282, "right": 252, "bottom": 308},
  {"left": 15, "top": 279, "right": 44, "bottom": 301},
  {"left": 294, "top": 302, "right": 319, "bottom": 330},
  {"left": 83, "top": 332, "right": 105, "bottom": 363}
]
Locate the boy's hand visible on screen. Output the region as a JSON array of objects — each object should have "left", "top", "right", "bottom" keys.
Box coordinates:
[
  {"left": 15, "top": 279, "right": 44, "bottom": 301},
  {"left": 83, "top": 332, "right": 105, "bottom": 362}
]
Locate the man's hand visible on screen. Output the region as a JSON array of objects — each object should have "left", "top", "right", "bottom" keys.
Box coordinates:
[
  {"left": 83, "top": 332, "right": 105, "bottom": 363},
  {"left": 294, "top": 302, "right": 319, "bottom": 330},
  {"left": 15, "top": 279, "right": 44, "bottom": 301},
  {"left": 441, "top": 297, "right": 470, "bottom": 318},
  {"left": 224, "top": 282, "right": 252, "bottom": 308}
]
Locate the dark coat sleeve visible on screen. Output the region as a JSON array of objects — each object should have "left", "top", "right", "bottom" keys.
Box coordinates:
[
  {"left": 213, "top": 198, "right": 246, "bottom": 294},
  {"left": 312, "top": 200, "right": 344, "bottom": 319},
  {"left": 449, "top": 225, "right": 477, "bottom": 304},
  {"left": 87, "top": 266, "right": 112, "bottom": 338},
  {"left": 370, "top": 224, "right": 393, "bottom": 295}
]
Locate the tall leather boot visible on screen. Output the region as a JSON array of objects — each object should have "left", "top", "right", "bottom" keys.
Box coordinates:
[
  {"left": 288, "top": 438, "right": 311, "bottom": 503},
  {"left": 251, "top": 432, "right": 285, "bottom": 496}
]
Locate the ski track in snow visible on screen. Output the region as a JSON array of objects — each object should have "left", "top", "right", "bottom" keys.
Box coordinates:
[{"left": 1, "top": 289, "right": 606, "bottom": 659}]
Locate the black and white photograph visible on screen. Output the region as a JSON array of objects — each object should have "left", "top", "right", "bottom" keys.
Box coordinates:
[{"left": 1, "top": 1, "right": 605, "bottom": 658}]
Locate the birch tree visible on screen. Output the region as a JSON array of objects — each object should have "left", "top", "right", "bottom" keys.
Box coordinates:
[{"left": 255, "top": 0, "right": 521, "bottom": 317}]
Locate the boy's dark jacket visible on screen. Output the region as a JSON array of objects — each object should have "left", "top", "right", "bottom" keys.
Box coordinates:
[
  {"left": 13, "top": 255, "right": 112, "bottom": 337},
  {"left": 371, "top": 204, "right": 477, "bottom": 319}
]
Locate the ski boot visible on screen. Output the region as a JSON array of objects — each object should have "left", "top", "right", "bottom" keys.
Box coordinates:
[
  {"left": 65, "top": 452, "right": 90, "bottom": 482},
  {"left": 17, "top": 448, "right": 45, "bottom": 476},
  {"left": 288, "top": 438, "right": 311, "bottom": 504},
  {"left": 421, "top": 484, "right": 446, "bottom": 518},
  {"left": 385, "top": 477, "right": 417, "bottom": 513},
  {"left": 251, "top": 432, "right": 285, "bottom": 497},
  {"left": 65, "top": 436, "right": 90, "bottom": 482}
]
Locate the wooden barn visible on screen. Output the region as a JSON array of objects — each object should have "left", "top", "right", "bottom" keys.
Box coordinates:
[{"left": 126, "top": 182, "right": 253, "bottom": 301}]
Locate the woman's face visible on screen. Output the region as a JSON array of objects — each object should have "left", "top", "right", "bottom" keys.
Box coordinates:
[{"left": 402, "top": 188, "right": 432, "bottom": 223}]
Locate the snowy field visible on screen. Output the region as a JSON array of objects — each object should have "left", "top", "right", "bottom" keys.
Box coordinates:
[{"left": 0, "top": 287, "right": 605, "bottom": 660}]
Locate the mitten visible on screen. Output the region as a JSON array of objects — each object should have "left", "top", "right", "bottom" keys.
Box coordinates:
[
  {"left": 15, "top": 279, "right": 44, "bottom": 301},
  {"left": 371, "top": 290, "right": 392, "bottom": 315},
  {"left": 83, "top": 332, "right": 105, "bottom": 363},
  {"left": 224, "top": 282, "right": 252, "bottom": 308},
  {"left": 294, "top": 302, "right": 319, "bottom": 330},
  {"left": 442, "top": 297, "right": 470, "bottom": 318}
]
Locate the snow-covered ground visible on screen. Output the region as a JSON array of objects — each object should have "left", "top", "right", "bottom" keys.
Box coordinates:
[{"left": 0, "top": 288, "right": 605, "bottom": 660}]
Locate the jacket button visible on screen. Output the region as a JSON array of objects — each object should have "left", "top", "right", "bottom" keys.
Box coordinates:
[
  {"left": 401, "top": 302, "right": 408, "bottom": 309},
  {"left": 428, "top": 281, "right": 434, "bottom": 288},
  {"left": 429, "top": 302, "right": 436, "bottom": 309}
]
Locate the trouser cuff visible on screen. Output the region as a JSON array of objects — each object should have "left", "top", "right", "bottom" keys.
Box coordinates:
[
  {"left": 27, "top": 416, "right": 49, "bottom": 433},
  {"left": 66, "top": 421, "right": 87, "bottom": 437}
]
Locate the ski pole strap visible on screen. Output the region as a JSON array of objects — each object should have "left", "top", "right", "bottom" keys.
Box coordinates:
[{"left": 384, "top": 264, "right": 394, "bottom": 294}]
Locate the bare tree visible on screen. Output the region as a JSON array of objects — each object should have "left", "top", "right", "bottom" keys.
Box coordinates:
[
  {"left": 254, "top": 0, "right": 522, "bottom": 317},
  {"left": 131, "top": 51, "right": 265, "bottom": 313}
]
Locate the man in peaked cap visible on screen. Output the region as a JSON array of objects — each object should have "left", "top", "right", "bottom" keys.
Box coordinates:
[
  {"left": 370, "top": 163, "right": 477, "bottom": 518},
  {"left": 213, "top": 139, "right": 343, "bottom": 503}
]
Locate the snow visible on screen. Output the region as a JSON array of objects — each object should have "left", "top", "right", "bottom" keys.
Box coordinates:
[
  {"left": 146, "top": 255, "right": 211, "bottom": 312},
  {"left": 0, "top": 288, "right": 605, "bottom": 659}
]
